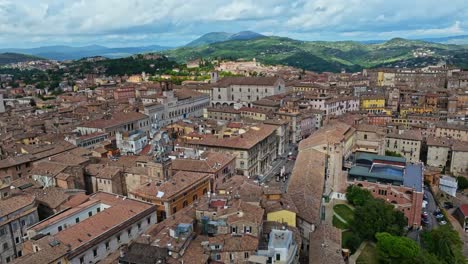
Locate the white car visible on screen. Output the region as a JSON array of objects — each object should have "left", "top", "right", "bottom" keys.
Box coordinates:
[
  {"left": 422, "top": 200, "right": 428, "bottom": 208},
  {"left": 439, "top": 220, "right": 447, "bottom": 225}
]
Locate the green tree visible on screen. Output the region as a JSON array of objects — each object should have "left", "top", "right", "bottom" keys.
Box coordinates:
[
  {"left": 376, "top": 232, "right": 420, "bottom": 264},
  {"left": 346, "top": 185, "right": 373, "bottom": 206},
  {"left": 457, "top": 176, "right": 468, "bottom": 190},
  {"left": 344, "top": 233, "right": 361, "bottom": 254},
  {"left": 353, "top": 198, "right": 406, "bottom": 240},
  {"left": 421, "top": 226, "right": 465, "bottom": 264},
  {"left": 385, "top": 150, "right": 403, "bottom": 157}
]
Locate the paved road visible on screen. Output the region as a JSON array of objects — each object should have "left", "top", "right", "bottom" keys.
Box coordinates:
[
  {"left": 407, "top": 186, "right": 438, "bottom": 243},
  {"left": 424, "top": 186, "right": 439, "bottom": 230},
  {"left": 260, "top": 143, "right": 298, "bottom": 192}
]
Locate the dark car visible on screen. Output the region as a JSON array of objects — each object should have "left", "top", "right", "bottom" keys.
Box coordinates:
[
  {"left": 421, "top": 218, "right": 430, "bottom": 225},
  {"left": 443, "top": 202, "right": 453, "bottom": 209}
]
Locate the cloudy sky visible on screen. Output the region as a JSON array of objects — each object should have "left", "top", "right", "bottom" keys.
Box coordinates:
[{"left": 0, "top": 0, "right": 467, "bottom": 48}]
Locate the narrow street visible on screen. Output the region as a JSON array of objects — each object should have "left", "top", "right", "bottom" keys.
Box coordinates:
[
  {"left": 407, "top": 186, "right": 438, "bottom": 243},
  {"left": 260, "top": 143, "right": 298, "bottom": 192}
]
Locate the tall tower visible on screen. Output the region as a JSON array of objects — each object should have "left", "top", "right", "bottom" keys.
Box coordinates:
[{"left": 210, "top": 71, "right": 219, "bottom": 83}]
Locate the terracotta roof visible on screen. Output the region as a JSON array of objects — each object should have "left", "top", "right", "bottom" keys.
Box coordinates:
[
  {"left": 81, "top": 112, "right": 148, "bottom": 129},
  {"left": 26, "top": 187, "right": 73, "bottom": 210},
  {"left": 140, "top": 206, "right": 196, "bottom": 254},
  {"left": 262, "top": 193, "right": 298, "bottom": 214},
  {"left": 252, "top": 99, "right": 281, "bottom": 107},
  {"left": 130, "top": 171, "right": 210, "bottom": 201},
  {"left": 288, "top": 128, "right": 329, "bottom": 225},
  {"left": 216, "top": 175, "right": 263, "bottom": 203},
  {"left": 355, "top": 124, "right": 385, "bottom": 134},
  {"left": 86, "top": 164, "right": 122, "bottom": 179},
  {"left": 177, "top": 235, "right": 210, "bottom": 264},
  {"left": 53, "top": 192, "right": 154, "bottom": 253},
  {"left": 11, "top": 236, "right": 70, "bottom": 264},
  {"left": 171, "top": 152, "right": 235, "bottom": 174},
  {"left": 206, "top": 107, "right": 241, "bottom": 114},
  {"left": 239, "top": 106, "right": 271, "bottom": 115},
  {"left": 186, "top": 124, "right": 278, "bottom": 150},
  {"left": 48, "top": 152, "right": 89, "bottom": 166},
  {"left": 309, "top": 224, "right": 344, "bottom": 264},
  {"left": 387, "top": 130, "right": 423, "bottom": 141},
  {"left": 0, "top": 193, "right": 35, "bottom": 218},
  {"left": 459, "top": 204, "right": 468, "bottom": 216},
  {"left": 0, "top": 155, "right": 34, "bottom": 169},
  {"left": 436, "top": 122, "right": 468, "bottom": 131},
  {"left": 215, "top": 76, "right": 280, "bottom": 87},
  {"left": 427, "top": 137, "right": 452, "bottom": 147},
  {"left": 208, "top": 233, "right": 259, "bottom": 252},
  {"left": 30, "top": 161, "right": 68, "bottom": 176},
  {"left": 174, "top": 88, "right": 208, "bottom": 100}
]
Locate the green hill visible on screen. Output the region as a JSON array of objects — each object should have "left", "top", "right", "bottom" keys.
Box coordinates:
[
  {"left": 165, "top": 37, "right": 468, "bottom": 72},
  {"left": 185, "top": 32, "right": 232, "bottom": 47},
  {"left": 0, "top": 52, "right": 44, "bottom": 65}
]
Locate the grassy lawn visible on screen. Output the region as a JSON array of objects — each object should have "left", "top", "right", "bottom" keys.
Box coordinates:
[
  {"left": 356, "top": 243, "right": 379, "bottom": 264},
  {"left": 333, "top": 215, "right": 349, "bottom": 230},
  {"left": 333, "top": 204, "right": 354, "bottom": 224}
]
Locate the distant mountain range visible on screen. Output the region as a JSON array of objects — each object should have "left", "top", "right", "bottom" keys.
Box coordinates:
[
  {"left": 0, "top": 44, "right": 171, "bottom": 61},
  {"left": 0, "top": 52, "right": 44, "bottom": 65},
  {"left": 185, "top": 31, "right": 265, "bottom": 47},
  {"left": 165, "top": 36, "right": 468, "bottom": 72},
  {"left": 1, "top": 31, "right": 468, "bottom": 72},
  {"left": 359, "top": 35, "right": 468, "bottom": 45},
  {"left": 420, "top": 35, "right": 468, "bottom": 45}
]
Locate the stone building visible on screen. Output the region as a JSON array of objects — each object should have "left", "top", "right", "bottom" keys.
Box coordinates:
[
  {"left": 426, "top": 137, "right": 468, "bottom": 176},
  {"left": 129, "top": 171, "right": 211, "bottom": 220},
  {"left": 185, "top": 124, "right": 279, "bottom": 177},
  {"left": 20, "top": 192, "right": 156, "bottom": 264},
  {"left": 348, "top": 153, "right": 424, "bottom": 227},
  {"left": 0, "top": 189, "right": 39, "bottom": 263},
  {"left": 385, "top": 130, "right": 423, "bottom": 163},
  {"left": 211, "top": 77, "right": 286, "bottom": 107}
]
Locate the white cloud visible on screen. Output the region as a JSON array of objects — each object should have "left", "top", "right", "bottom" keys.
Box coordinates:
[{"left": 0, "top": 0, "right": 466, "bottom": 47}]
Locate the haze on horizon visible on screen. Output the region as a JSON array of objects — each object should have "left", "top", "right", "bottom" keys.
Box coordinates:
[{"left": 0, "top": 0, "right": 467, "bottom": 48}]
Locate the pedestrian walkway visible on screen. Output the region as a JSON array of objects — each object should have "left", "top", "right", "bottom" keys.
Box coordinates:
[
  {"left": 348, "top": 241, "right": 367, "bottom": 264},
  {"left": 334, "top": 211, "right": 349, "bottom": 224}
]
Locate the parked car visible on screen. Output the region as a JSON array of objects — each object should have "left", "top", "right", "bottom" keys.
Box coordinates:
[
  {"left": 433, "top": 208, "right": 441, "bottom": 215},
  {"left": 435, "top": 214, "right": 444, "bottom": 219},
  {"left": 421, "top": 212, "right": 429, "bottom": 218},
  {"left": 439, "top": 220, "right": 447, "bottom": 225},
  {"left": 421, "top": 218, "right": 430, "bottom": 225}
]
